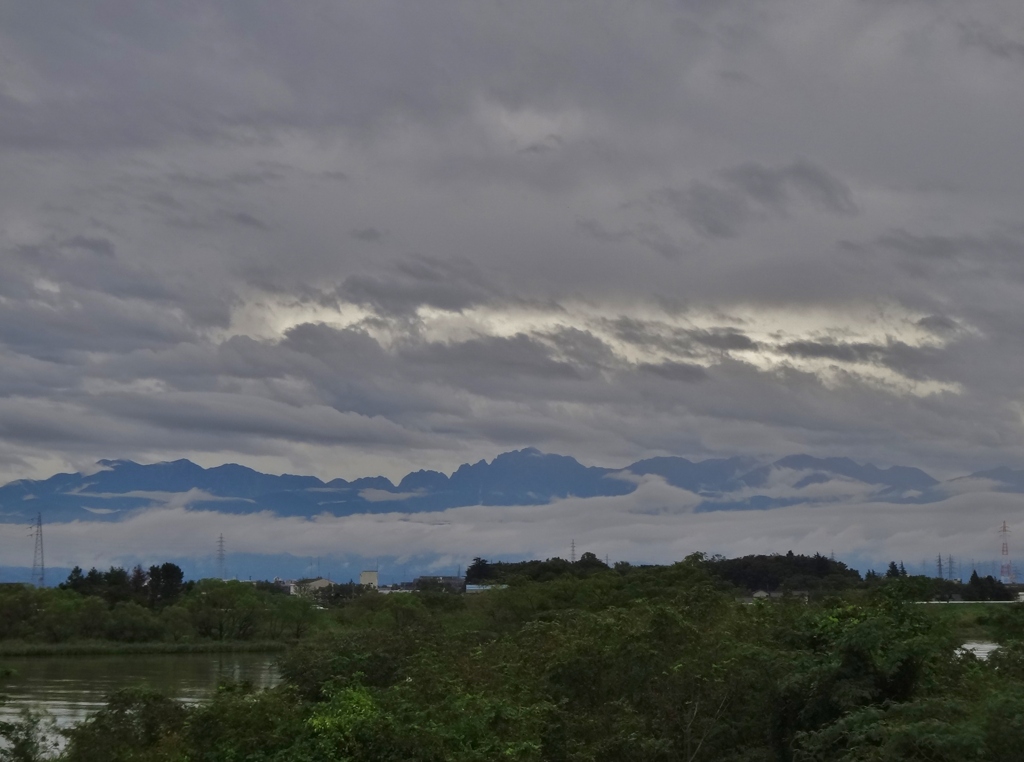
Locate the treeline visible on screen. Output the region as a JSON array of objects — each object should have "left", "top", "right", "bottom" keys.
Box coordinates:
[
  {"left": 0, "top": 573, "right": 320, "bottom": 645},
  {"left": 864, "top": 564, "right": 1013, "bottom": 602},
  {"left": 466, "top": 551, "right": 1013, "bottom": 602},
  {"left": 465, "top": 552, "right": 612, "bottom": 584},
  {"left": 23, "top": 556, "right": 1024, "bottom": 762},
  {"left": 910, "top": 570, "right": 1013, "bottom": 602},
  {"left": 0, "top": 551, "right": 1013, "bottom": 651},
  {"left": 705, "top": 551, "right": 861, "bottom": 592},
  {"left": 60, "top": 563, "right": 189, "bottom": 608},
  {"left": 467, "top": 550, "right": 864, "bottom": 595},
  {"left": 962, "top": 570, "right": 1014, "bottom": 601}
]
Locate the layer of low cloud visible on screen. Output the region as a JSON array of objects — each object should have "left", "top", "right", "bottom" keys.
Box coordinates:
[
  {"left": 2, "top": 0, "right": 1024, "bottom": 503},
  {"left": 2, "top": 480, "right": 1017, "bottom": 580}
]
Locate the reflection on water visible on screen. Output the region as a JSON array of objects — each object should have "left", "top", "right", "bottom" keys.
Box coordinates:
[
  {"left": 0, "top": 653, "right": 280, "bottom": 731},
  {"left": 961, "top": 641, "right": 999, "bottom": 660}
]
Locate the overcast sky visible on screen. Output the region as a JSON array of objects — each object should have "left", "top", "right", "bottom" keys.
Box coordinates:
[{"left": 3, "top": 0, "right": 1024, "bottom": 487}]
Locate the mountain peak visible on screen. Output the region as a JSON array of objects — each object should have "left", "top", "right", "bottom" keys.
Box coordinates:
[
  {"left": 96, "top": 458, "right": 133, "bottom": 468},
  {"left": 491, "top": 447, "right": 546, "bottom": 462}
]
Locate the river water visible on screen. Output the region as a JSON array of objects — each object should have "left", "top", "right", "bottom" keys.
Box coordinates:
[
  {"left": 960, "top": 641, "right": 999, "bottom": 660},
  {"left": 0, "top": 644, "right": 1001, "bottom": 752},
  {"left": 0, "top": 652, "right": 280, "bottom": 734}
]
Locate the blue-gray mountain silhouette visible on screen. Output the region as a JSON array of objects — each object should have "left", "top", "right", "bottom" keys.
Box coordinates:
[
  {"left": 954, "top": 467, "right": 1024, "bottom": 492},
  {"left": 0, "top": 449, "right": 950, "bottom": 524},
  {"left": 737, "top": 455, "right": 937, "bottom": 491}
]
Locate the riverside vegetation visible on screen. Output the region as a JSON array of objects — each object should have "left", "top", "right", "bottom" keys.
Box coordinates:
[
  {"left": 3, "top": 553, "right": 1024, "bottom": 761},
  {"left": 0, "top": 564, "right": 330, "bottom": 653}
]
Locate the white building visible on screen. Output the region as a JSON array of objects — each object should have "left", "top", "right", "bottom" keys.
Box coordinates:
[
  {"left": 289, "top": 577, "right": 332, "bottom": 596},
  {"left": 359, "top": 570, "right": 379, "bottom": 589}
]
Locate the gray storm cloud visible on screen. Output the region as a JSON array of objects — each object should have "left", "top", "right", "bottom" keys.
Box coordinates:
[{"left": 1, "top": 0, "right": 1024, "bottom": 513}]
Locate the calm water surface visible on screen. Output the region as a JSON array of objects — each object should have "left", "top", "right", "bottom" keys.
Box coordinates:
[
  {"left": 961, "top": 641, "right": 999, "bottom": 660},
  {"left": 0, "top": 652, "right": 280, "bottom": 731}
]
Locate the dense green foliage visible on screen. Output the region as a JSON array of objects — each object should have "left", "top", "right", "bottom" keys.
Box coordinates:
[
  {"left": 467, "top": 549, "right": 863, "bottom": 592},
  {"left": 0, "top": 552, "right": 1005, "bottom": 653},
  {"left": 3, "top": 555, "right": 1024, "bottom": 761},
  {"left": 60, "top": 564, "right": 188, "bottom": 608},
  {"left": 466, "top": 552, "right": 611, "bottom": 584},
  {"left": 0, "top": 576, "right": 320, "bottom": 646},
  {"left": 962, "top": 570, "right": 1014, "bottom": 601},
  {"left": 704, "top": 551, "right": 860, "bottom": 593},
  {"left": 468, "top": 550, "right": 1011, "bottom": 602}
]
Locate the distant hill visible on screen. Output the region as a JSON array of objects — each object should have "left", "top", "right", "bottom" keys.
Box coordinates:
[{"left": 0, "top": 448, "right": 956, "bottom": 524}]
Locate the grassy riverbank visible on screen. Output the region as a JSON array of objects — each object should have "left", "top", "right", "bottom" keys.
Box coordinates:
[
  {"left": 916, "top": 600, "right": 1023, "bottom": 642},
  {"left": 0, "top": 639, "right": 288, "bottom": 657}
]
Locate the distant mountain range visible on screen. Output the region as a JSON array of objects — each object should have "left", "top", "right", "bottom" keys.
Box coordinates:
[{"left": 4, "top": 448, "right": 1021, "bottom": 525}]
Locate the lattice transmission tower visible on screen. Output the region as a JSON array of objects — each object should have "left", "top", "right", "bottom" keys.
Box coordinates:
[
  {"left": 216, "top": 533, "right": 226, "bottom": 580},
  {"left": 1000, "top": 521, "right": 1014, "bottom": 584},
  {"left": 30, "top": 513, "right": 44, "bottom": 587}
]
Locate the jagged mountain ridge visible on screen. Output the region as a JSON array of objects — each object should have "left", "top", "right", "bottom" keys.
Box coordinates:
[{"left": 0, "top": 448, "right": 973, "bottom": 524}]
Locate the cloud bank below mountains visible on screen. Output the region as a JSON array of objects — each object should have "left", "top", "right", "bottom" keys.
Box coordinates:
[
  {"left": 2, "top": 479, "right": 1017, "bottom": 582},
  {"left": 1, "top": 451, "right": 1018, "bottom": 582}
]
